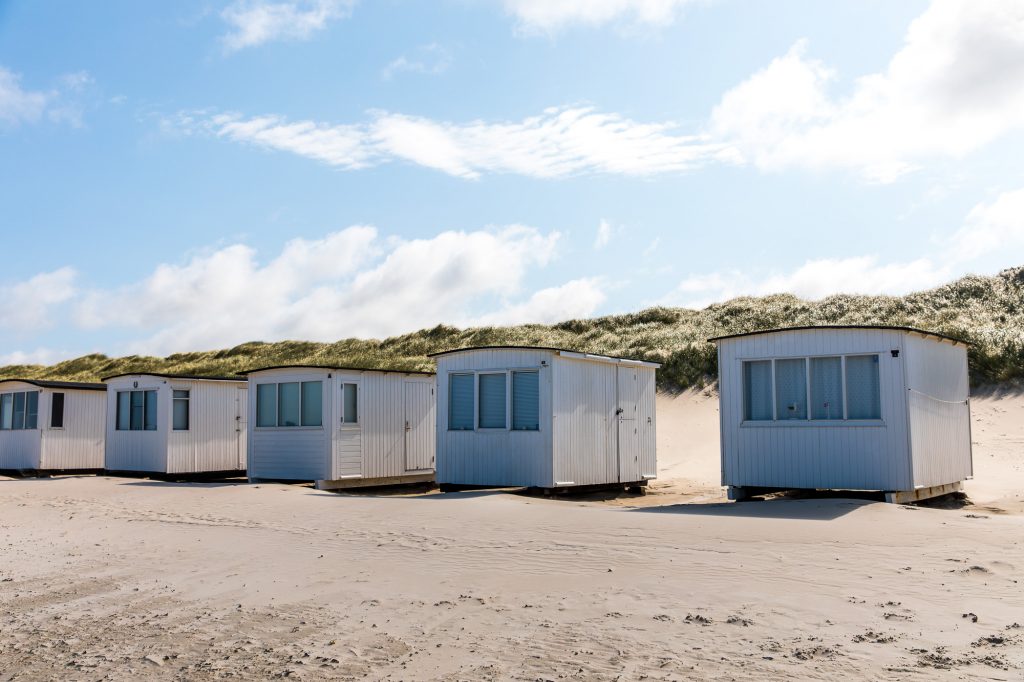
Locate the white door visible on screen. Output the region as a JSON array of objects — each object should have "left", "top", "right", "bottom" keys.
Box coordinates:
[
  {"left": 236, "top": 387, "right": 248, "bottom": 470},
  {"left": 404, "top": 382, "right": 434, "bottom": 472},
  {"left": 617, "top": 366, "right": 641, "bottom": 483}
]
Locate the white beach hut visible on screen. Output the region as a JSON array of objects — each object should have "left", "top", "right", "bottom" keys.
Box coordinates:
[
  {"left": 710, "top": 326, "right": 973, "bottom": 503},
  {"left": 0, "top": 379, "right": 107, "bottom": 473},
  {"left": 430, "top": 346, "right": 660, "bottom": 491},
  {"left": 102, "top": 373, "right": 248, "bottom": 475},
  {"left": 241, "top": 365, "right": 436, "bottom": 488}
]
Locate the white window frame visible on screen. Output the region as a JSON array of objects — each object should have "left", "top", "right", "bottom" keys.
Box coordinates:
[
  {"left": 740, "top": 352, "right": 884, "bottom": 427},
  {"left": 172, "top": 387, "right": 190, "bottom": 431},
  {"left": 339, "top": 379, "right": 360, "bottom": 429},
  {"left": 447, "top": 368, "right": 542, "bottom": 433},
  {"left": 115, "top": 389, "right": 158, "bottom": 432},
  {"left": 0, "top": 390, "right": 39, "bottom": 431},
  {"left": 253, "top": 380, "right": 324, "bottom": 430}
]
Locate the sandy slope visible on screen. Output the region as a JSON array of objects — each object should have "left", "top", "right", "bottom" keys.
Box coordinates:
[{"left": 0, "top": 391, "right": 1022, "bottom": 680}]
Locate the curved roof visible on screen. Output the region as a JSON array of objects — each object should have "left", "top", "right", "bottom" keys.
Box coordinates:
[
  {"left": 707, "top": 325, "right": 968, "bottom": 345},
  {"left": 238, "top": 364, "right": 434, "bottom": 376},
  {"left": 427, "top": 345, "right": 659, "bottom": 365},
  {"left": 0, "top": 378, "right": 107, "bottom": 391},
  {"left": 101, "top": 372, "right": 247, "bottom": 382}
]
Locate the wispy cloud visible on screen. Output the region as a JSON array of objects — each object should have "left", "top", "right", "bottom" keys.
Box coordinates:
[
  {"left": 504, "top": 0, "right": 696, "bottom": 33},
  {"left": 220, "top": 0, "right": 355, "bottom": 52},
  {"left": 594, "top": 219, "right": 623, "bottom": 249},
  {"left": 661, "top": 185, "right": 1024, "bottom": 308},
  {"left": 0, "top": 267, "right": 78, "bottom": 332},
  {"left": 382, "top": 43, "right": 453, "bottom": 80},
  {"left": 0, "top": 66, "right": 97, "bottom": 129},
  {"left": 176, "top": 106, "right": 730, "bottom": 179}
]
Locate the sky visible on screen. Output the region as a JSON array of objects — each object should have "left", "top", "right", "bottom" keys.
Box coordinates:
[{"left": 1, "top": 0, "right": 1023, "bottom": 365}]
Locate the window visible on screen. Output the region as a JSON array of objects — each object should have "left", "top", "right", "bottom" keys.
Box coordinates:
[
  {"left": 810, "top": 357, "right": 843, "bottom": 420},
  {"left": 50, "top": 392, "right": 65, "bottom": 428},
  {"left": 173, "top": 390, "right": 190, "bottom": 431},
  {"left": 116, "top": 390, "right": 157, "bottom": 431},
  {"left": 478, "top": 373, "right": 507, "bottom": 429},
  {"left": 0, "top": 393, "right": 11, "bottom": 429},
  {"left": 846, "top": 355, "right": 882, "bottom": 419},
  {"left": 0, "top": 391, "right": 39, "bottom": 430},
  {"left": 775, "top": 358, "right": 807, "bottom": 420},
  {"left": 302, "top": 382, "right": 323, "bottom": 427},
  {"left": 25, "top": 391, "right": 37, "bottom": 430},
  {"left": 448, "top": 373, "right": 474, "bottom": 430},
  {"left": 512, "top": 371, "right": 539, "bottom": 431},
  {"left": 741, "top": 353, "right": 883, "bottom": 423},
  {"left": 743, "top": 360, "right": 773, "bottom": 421},
  {"left": 255, "top": 381, "right": 323, "bottom": 427},
  {"left": 256, "top": 384, "right": 276, "bottom": 427},
  {"left": 341, "top": 383, "right": 358, "bottom": 425}
]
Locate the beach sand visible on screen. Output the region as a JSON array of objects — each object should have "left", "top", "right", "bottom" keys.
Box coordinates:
[{"left": 1, "top": 390, "right": 1022, "bottom": 679}]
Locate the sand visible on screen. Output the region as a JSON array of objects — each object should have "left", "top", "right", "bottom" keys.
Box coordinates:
[{"left": 1, "top": 390, "right": 1022, "bottom": 680}]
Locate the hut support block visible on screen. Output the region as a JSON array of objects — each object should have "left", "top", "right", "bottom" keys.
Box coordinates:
[{"left": 884, "top": 481, "right": 962, "bottom": 504}]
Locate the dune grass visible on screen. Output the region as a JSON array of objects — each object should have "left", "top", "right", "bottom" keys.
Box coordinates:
[{"left": 3, "top": 266, "right": 1022, "bottom": 390}]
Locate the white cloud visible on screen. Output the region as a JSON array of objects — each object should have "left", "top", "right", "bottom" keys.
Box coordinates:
[
  {"left": 709, "top": 0, "right": 1024, "bottom": 181},
  {"left": 71, "top": 224, "right": 603, "bottom": 355},
  {"left": 382, "top": 43, "right": 453, "bottom": 80},
  {"left": 594, "top": 219, "right": 617, "bottom": 249},
  {"left": 0, "top": 67, "right": 50, "bottom": 127},
  {"left": 947, "top": 188, "right": 1024, "bottom": 262},
  {"left": 0, "top": 267, "right": 78, "bottom": 332},
  {"left": 220, "top": 0, "right": 355, "bottom": 52},
  {"left": 183, "top": 106, "right": 728, "bottom": 179},
  {"left": 504, "top": 0, "right": 694, "bottom": 32},
  {"left": 662, "top": 184, "right": 1024, "bottom": 308},
  {"left": 0, "top": 348, "right": 70, "bottom": 367}
]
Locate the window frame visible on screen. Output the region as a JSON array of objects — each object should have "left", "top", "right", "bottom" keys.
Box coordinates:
[
  {"left": 740, "top": 353, "right": 884, "bottom": 427},
  {"left": 0, "top": 391, "right": 40, "bottom": 431},
  {"left": 340, "top": 381, "right": 359, "bottom": 427},
  {"left": 253, "top": 380, "right": 325, "bottom": 430},
  {"left": 115, "top": 389, "right": 158, "bottom": 432},
  {"left": 447, "top": 368, "right": 542, "bottom": 433},
  {"left": 50, "top": 391, "right": 65, "bottom": 429},
  {"left": 172, "top": 388, "right": 190, "bottom": 431}
]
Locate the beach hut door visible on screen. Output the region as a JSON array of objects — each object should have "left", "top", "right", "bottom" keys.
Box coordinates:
[
  {"left": 404, "top": 382, "right": 434, "bottom": 472},
  {"left": 236, "top": 387, "right": 248, "bottom": 469},
  {"left": 616, "top": 366, "right": 641, "bottom": 482}
]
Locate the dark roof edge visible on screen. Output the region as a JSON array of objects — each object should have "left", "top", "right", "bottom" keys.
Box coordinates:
[
  {"left": 0, "top": 378, "right": 107, "bottom": 391},
  {"left": 238, "top": 364, "right": 434, "bottom": 376},
  {"left": 101, "top": 372, "right": 247, "bottom": 382},
  {"left": 427, "top": 345, "right": 657, "bottom": 364},
  {"left": 707, "top": 325, "right": 969, "bottom": 345}
]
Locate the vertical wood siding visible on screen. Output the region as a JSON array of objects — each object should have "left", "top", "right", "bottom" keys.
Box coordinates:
[
  {"left": 637, "top": 367, "right": 657, "bottom": 479},
  {"left": 104, "top": 377, "right": 168, "bottom": 472},
  {"left": 551, "top": 357, "right": 617, "bottom": 485},
  {"left": 39, "top": 388, "right": 106, "bottom": 470},
  {"left": 718, "top": 329, "right": 912, "bottom": 491},
  {"left": 436, "top": 349, "right": 553, "bottom": 487},
  {"left": 166, "top": 379, "right": 247, "bottom": 474},
  {"left": 904, "top": 335, "right": 972, "bottom": 488}
]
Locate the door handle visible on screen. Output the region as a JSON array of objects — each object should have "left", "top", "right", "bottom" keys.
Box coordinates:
[{"left": 615, "top": 408, "right": 623, "bottom": 415}]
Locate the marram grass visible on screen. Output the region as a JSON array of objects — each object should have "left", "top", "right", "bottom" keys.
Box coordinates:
[{"left": 3, "top": 267, "right": 1022, "bottom": 391}]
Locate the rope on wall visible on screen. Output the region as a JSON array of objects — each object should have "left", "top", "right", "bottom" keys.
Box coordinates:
[{"left": 907, "top": 388, "right": 969, "bottom": 404}]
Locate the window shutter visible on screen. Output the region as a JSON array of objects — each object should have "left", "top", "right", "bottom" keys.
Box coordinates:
[
  {"left": 478, "top": 373, "right": 507, "bottom": 429},
  {"left": 448, "top": 374, "right": 474, "bottom": 430},
  {"left": 512, "top": 371, "right": 539, "bottom": 430}
]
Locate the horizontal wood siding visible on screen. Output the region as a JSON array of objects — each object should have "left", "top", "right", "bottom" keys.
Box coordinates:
[
  {"left": 718, "top": 328, "right": 911, "bottom": 491},
  {"left": 104, "top": 377, "right": 168, "bottom": 472},
  {"left": 551, "top": 357, "right": 617, "bottom": 485},
  {"left": 248, "top": 368, "right": 330, "bottom": 481},
  {"left": 39, "top": 388, "right": 105, "bottom": 470},
  {"left": 436, "top": 349, "right": 553, "bottom": 487},
  {"left": 166, "top": 379, "right": 247, "bottom": 474},
  {"left": 904, "top": 335, "right": 972, "bottom": 488}
]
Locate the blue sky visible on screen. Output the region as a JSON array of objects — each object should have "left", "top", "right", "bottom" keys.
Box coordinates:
[{"left": 1, "top": 0, "right": 1023, "bottom": 364}]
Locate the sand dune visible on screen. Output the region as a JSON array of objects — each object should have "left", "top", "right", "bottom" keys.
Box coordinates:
[{"left": 1, "top": 390, "right": 1022, "bottom": 679}]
